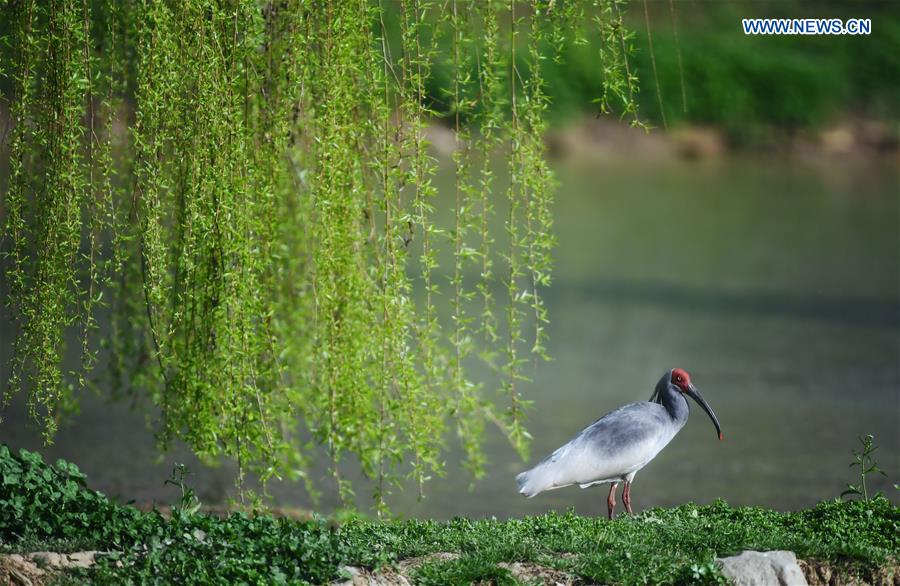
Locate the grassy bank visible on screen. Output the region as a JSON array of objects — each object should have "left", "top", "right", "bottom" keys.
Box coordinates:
[{"left": 1, "top": 446, "right": 897, "bottom": 584}]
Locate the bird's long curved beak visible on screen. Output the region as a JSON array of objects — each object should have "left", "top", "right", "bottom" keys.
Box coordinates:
[{"left": 685, "top": 384, "right": 723, "bottom": 440}]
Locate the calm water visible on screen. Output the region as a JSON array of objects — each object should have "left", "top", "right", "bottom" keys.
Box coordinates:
[{"left": 2, "top": 154, "right": 898, "bottom": 518}]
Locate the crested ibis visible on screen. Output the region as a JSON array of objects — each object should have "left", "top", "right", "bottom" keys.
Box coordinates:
[{"left": 516, "top": 368, "right": 723, "bottom": 518}]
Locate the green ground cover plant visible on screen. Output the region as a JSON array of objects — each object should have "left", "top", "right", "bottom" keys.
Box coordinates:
[{"left": 1, "top": 446, "right": 896, "bottom": 584}]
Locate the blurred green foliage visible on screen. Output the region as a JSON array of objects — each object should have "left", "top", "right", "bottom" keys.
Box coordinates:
[
  {"left": 625, "top": 3, "right": 900, "bottom": 141},
  {"left": 421, "top": 2, "right": 900, "bottom": 142}
]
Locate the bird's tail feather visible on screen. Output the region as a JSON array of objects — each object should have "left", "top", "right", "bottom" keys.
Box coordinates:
[
  {"left": 516, "top": 470, "right": 537, "bottom": 498},
  {"left": 516, "top": 466, "right": 552, "bottom": 498}
]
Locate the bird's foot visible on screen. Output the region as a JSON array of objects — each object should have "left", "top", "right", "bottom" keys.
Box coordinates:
[
  {"left": 622, "top": 481, "right": 634, "bottom": 515},
  {"left": 606, "top": 483, "right": 618, "bottom": 520}
]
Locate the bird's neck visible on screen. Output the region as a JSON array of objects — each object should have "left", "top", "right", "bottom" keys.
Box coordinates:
[
  {"left": 665, "top": 391, "right": 690, "bottom": 424},
  {"left": 654, "top": 379, "right": 690, "bottom": 425}
]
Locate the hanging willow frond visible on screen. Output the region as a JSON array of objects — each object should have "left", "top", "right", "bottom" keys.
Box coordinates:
[
  {"left": 4, "top": 0, "right": 96, "bottom": 440},
  {"left": 1, "top": 0, "right": 639, "bottom": 509}
]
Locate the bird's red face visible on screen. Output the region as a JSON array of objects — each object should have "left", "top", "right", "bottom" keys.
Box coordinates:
[
  {"left": 670, "top": 368, "right": 692, "bottom": 392},
  {"left": 671, "top": 368, "right": 723, "bottom": 441}
]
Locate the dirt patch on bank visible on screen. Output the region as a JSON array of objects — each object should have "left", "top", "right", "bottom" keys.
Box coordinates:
[
  {"left": 0, "top": 551, "right": 102, "bottom": 585},
  {"left": 338, "top": 552, "right": 577, "bottom": 586},
  {"left": 0, "top": 554, "right": 45, "bottom": 586},
  {"left": 498, "top": 561, "right": 576, "bottom": 585},
  {"left": 800, "top": 558, "right": 900, "bottom": 586}
]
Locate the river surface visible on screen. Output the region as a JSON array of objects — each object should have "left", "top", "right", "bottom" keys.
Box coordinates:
[{"left": 2, "top": 153, "right": 897, "bottom": 519}]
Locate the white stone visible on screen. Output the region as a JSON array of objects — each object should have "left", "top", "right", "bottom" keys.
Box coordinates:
[{"left": 716, "top": 550, "right": 808, "bottom": 586}]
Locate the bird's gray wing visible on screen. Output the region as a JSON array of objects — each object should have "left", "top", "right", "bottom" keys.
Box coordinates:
[{"left": 517, "top": 402, "right": 672, "bottom": 496}]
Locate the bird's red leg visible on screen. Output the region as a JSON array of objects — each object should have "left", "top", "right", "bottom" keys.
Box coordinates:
[
  {"left": 622, "top": 481, "right": 633, "bottom": 515},
  {"left": 607, "top": 483, "right": 618, "bottom": 519}
]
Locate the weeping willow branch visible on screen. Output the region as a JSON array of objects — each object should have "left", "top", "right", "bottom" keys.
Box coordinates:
[
  {"left": 596, "top": 0, "right": 643, "bottom": 126},
  {"left": 1, "top": 0, "right": 639, "bottom": 509},
  {"left": 4, "top": 0, "right": 95, "bottom": 440}
]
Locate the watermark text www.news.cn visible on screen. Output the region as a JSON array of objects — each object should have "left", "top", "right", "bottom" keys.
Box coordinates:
[{"left": 742, "top": 18, "right": 871, "bottom": 35}]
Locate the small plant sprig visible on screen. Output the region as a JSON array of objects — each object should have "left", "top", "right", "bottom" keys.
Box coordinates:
[
  {"left": 164, "top": 463, "right": 202, "bottom": 516},
  {"left": 841, "top": 434, "right": 887, "bottom": 502}
]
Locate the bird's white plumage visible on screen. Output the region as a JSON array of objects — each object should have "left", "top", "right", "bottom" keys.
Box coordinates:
[{"left": 516, "top": 401, "right": 684, "bottom": 497}]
